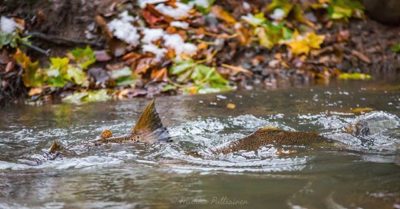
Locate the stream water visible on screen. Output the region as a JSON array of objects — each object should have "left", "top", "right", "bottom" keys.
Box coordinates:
[{"left": 0, "top": 80, "right": 399, "bottom": 209}]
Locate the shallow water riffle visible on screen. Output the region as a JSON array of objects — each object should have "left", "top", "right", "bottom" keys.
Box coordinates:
[{"left": 0, "top": 80, "right": 400, "bottom": 209}]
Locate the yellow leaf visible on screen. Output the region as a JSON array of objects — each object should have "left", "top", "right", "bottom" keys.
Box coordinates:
[
  {"left": 306, "top": 32, "right": 324, "bottom": 49},
  {"left": 226, "top": 103, "right": 236, "bottom": 109},
  {"left": 351, "top": 107, "right": 373, "bottom": 115},
  {"left": 286, "top": 32, "right": 324, "bottom": 55},
  {"left": 338, "top": 73, "right": 372, "bottom": 80}
]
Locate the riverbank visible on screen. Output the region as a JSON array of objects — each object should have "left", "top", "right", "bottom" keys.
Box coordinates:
[{"left": 1, "top": 0, "right": 399, "bottom": 105}]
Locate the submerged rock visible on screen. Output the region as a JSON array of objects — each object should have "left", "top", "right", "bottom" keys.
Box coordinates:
[{"left": 345, "top": 111, "right": 400, "bottom": 137}]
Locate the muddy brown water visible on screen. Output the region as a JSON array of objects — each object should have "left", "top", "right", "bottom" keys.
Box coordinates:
[{"left": 0, "top": 80, "right": 400, "bottom": 209}]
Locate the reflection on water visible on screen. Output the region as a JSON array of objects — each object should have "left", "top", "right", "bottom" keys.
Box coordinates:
[{"left": 0, "top": 80, "right": 400, "bottom": 209}]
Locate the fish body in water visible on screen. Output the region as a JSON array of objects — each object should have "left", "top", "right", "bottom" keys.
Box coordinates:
[
  {"left": 48, "top": 99, "right": 169, "bottom": 157},
  {"left": 214, "top": 127, "right": 331, "bottom": 154},
  {"left": 47, "top": 101, "right": 340, "bottom": 160}
]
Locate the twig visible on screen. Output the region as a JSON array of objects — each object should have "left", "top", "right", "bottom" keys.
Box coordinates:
[
  {"left": 21, "top": 42, "right": 50, "bottom": 56},
  {"left": 27, "top": 32, "right": 103, "bottom": 48}
]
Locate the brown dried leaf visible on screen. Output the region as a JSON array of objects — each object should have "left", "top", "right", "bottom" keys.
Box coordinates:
[
  {"left": 211, "top": 5, "right": 236, "bottom": 24},
  {"left": 151, "top": 68, "right": 168, "bottom": 82}
]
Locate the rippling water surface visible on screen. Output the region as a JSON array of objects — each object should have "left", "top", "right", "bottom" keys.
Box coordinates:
[{"left": 1, "top": 80, "right": 400, "bottom": 209}]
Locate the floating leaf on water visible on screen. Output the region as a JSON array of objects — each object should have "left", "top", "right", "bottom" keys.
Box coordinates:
[
  {"left": 351, "top": 107, "right": 374, "bottom": 115},
  {"left": 84, "top": 89, "right": 111, "bottom": 103},
  {"left": 227, "top": 102, "right": 236, "bottom": 109},
  {"left": 62, "top": 90, "right": 111, "bottom": 104},
  {"left": 62, "top": 92, "right": 88, "bottom": 104},
  {"left": 338, "top": 73, "right": 372, "bottom": 80}
]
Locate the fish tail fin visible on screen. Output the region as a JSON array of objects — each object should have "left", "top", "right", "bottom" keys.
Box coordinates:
[
  {"left": 48, "top": 140, "right": 63, "bottom": 154},
  {"left": 132, "top": 99, "right": 169, "bottom": 142}
]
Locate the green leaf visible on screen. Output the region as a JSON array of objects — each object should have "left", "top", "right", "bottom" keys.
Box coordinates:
[
  {"left": 266, "top": 0, "right": 293, "bottom": 20},
  {"left": 46, "top": 57, "right": 70, "bottom": 87},
  {"left": 50, "top": 57, "right": 69, "bottom": 73},
  {"left": 0, "top": 32, "right": 13, "bottom": 48},
  {"left": 84, "top": 89, "right": 111, "bottom": 103},
  {"left": 327, "top": 0, "right": 364, "bottom": 20},
  {"left": 391, "top": 43, "right": 400, "bottom": 53},
  {"left": 169, "top": 60, "right": 232, "bottom": 94},
  {"left": 169, "top": 60, "right": 196, "bottom": 75},
  {"left": 66, "top": 66, "right": 87, "bottom": 85},
  {"left": 14, "top": 49, "right": 44, "bottom": 87},
  {"left": 338, "top": 73, "right": 372, "bottom": 80},
  {"left": 110, "top": 67, "right": 136, "bottom": 86},
  {"left": 62, "top": 92, "right": 88, "bottom": 104},
  {"left": 62, "top": 90, "right": 111, "bottom": 104},
  {"left": 70, "top": 46, "right": 96, "bottom": 70},
  {"left": 110, "top": 67, "right": 132, "bottom": 79},
  {"left": 242, "top": 13, "right": 267, "bottom": 26},
  {"left": 162, "top": 84, "right": 177, "bottom": 92}
]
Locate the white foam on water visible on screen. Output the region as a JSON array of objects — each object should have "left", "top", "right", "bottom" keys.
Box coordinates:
[{"left": 2, "top": 112, "right": 399, "bottom": 172}]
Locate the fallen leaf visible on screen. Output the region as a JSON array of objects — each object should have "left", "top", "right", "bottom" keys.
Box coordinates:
[
  {"left": 14, "top": 49, "right": 44, "bottom": 87},
  {"left": 28, "top": 87, "right": 43, "bottom": 96},
  {"left": 221, "top": 64, "right": 253, "bottom": 76},
  {"left": 286, "top": 32, "right": 324, "bottom": 55},
  {"left": 151, "top": 68, "right": 168, "bottom": 82},
  {"left": 211, "top": 5, "right": 236, "bottom": 24},
  {"left": 351, "top": 50, "right": 371, "bottom": 64},
  {"left": 70, "top": 46, "right": 96, "bottom": 70},
  {"left": 226, "top": 102, "right": 236, "bottom": 109},
  {"left": 351, "top": 107, "right": 373, "bottom": 115},
  {"left": 338, "top": 72, "right": 372, "bottom": 80}
]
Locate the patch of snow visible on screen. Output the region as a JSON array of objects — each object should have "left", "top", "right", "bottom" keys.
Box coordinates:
[
  {"left": 142, "top": 44, "right": 167, "bottom": 61},
  {"left": 241, "top": 14, "right": 264, "bottom": 26},
  {"left": 192, "top": 0, "right": 210, "bottom": 8},
  {"left": 242, "top": 1, "right": 251, "bottom": 10},
  {"left": 155, "top": 2, "right": 192, "bottom": 19},
  {"left": 138, "top": 0, "right": 168, "bottom": 8},
  {"left": 0, "top": 16, "right": 17, "bottom": 34},
  {"left": 163, "top": 33, "right": 197, "bottom": 57},
  {"left": 108, "top": 11, "right": 140, "bottom": 46},
  {"left": 270, "top": 8, "right": 285, "bottom": 20},
  {"left": 47, "top": 68, "right": 60, "bottom": 77},
  {"left": 141, "top": 28, "right": 164, "bottom": 44},
  {"left": 170, "top": 21, "right": 189, "bottom": 29}
]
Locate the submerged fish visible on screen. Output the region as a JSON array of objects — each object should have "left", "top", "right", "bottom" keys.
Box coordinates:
[{"left": 213, "top": 127, "right": 331, "bottom": 155}]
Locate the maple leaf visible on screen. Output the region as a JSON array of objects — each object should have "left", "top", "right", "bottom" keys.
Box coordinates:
[
  {"left": 13, "top": 49, "right": 44, "bottom": 87},
  {"left": 286, "top": 32, "right": 324, "bottom": 55}
]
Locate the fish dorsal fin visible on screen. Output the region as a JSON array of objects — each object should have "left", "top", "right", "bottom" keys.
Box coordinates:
[{"left": 132, "top": 99, "right": 164, "bottom": 135}]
